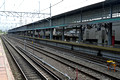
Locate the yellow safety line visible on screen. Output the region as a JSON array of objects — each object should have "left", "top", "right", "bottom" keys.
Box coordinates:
[{"left": 19, "top": 35, "right": 120, "bottom": 53}]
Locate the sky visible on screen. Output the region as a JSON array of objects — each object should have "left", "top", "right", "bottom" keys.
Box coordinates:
[{"left": 0, "top": 0, "right": 105, "bottom": 31}]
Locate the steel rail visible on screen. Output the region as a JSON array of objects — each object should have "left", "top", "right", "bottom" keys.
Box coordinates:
[
  {"left": 9, "top": 35, "right": 120, "bottom": 69},
  {"left": 3, "top": 36, "right": 69, "bottom": 80},
  {"left": 2, "top": 36, "right": 47, "bottom": 80},
  {"left": 1, "top": 37, "right": 28, "bottom": 80},
  {"left": 14, "top": 36, "right": 120, "bottom": 80},
  {"left": 6, "top": 35, "right": 120, "bottom": 79},
  {"left": 17, "top": 46, "right": 70, "bottom": 80}
]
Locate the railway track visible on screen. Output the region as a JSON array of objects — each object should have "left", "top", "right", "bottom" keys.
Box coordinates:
[
  {"left": 8, "top": 35, "right": 120, "bottom": 70},
  {"left": 2, "top": 37, "right": 46, "bottom": 80},
  {"left": 34, "top": 40, "right": 120, "bottom": 67},
  {"left": 6, "top": 35, "right": 120, "bottom": 79},
  {"left": 26, "top": 36, "right": 120, "bottom": 68},
  {"left": 2, "top": 36, "right": 69, "bottom": 80},
  {"left": 37, "top": 41, "right": 120, "bottom": 68}
]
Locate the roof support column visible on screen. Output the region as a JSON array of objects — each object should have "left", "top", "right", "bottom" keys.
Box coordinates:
[
  {"left": 50, "top": 28, "right": 53, "bottom": 40},
  {"left": 28, "top": 31, "right": 29, "bottom": 36},
  {"left": 108, "top": 3, "right": 112, "bottom": 46},
  {"left": 24, "top": 31, "right": 26, "bottom": 36},
  {"left": 33, "top": 30, "right": 35, "bottom": 38},
  {"left": 26, "top": 31, "right": 28, "bottom": 36},
  {"left": 110, "top": 4, "right": 112, "bottom": 18},
  {"left": 26, "top": 31, "right": 27, "bottom": 36},
  {"left": 38, "top": 30, "right": 40, "bottom": 38},
  {"left": 80, "top": 11, "right": 82, "bottom": 22},
  {"left": 37, "top": 30, "right": 39, "bottom": 38},
  {"left": 24, "top": 31, "right": 25, "bottom": 36},
  {"left": 108, "top": 23, "right": 112, "bottom": 46},
  {"left": 25, "top": 31, "right": 27, "bottom": 36},
  {"left": 30, "top": 31, "right": 32, "bottom": 37},
  {"left": 43, "top": 29, "right": 46, "bottom": 39},
  {"left": 62, "top": 27, "right": 65, "bottom": 41},
  {"left": 78, "top": 26, "right": 83, "bottom": 43},
  {"left": 20, "top": 31, "right": 22, "bottom": 35},
  {"left": 78, "top": 10, "right": 83, "bottom": 43}
]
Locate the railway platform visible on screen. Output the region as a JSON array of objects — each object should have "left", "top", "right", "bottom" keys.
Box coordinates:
[{"left": 0, "top": 39, "right": 14, "bottom": 80}]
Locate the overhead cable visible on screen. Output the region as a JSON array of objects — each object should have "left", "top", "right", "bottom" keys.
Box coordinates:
[
  {"left": 41, "top": 0, "right": 64, "bottom": 12},
  {"left": 0, "top": 2, "right": 5, "bottom": 9}
]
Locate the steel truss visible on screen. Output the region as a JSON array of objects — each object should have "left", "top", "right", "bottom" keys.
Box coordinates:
[{"left": 0, "top": 11, "right": 50, "bottom": 18}]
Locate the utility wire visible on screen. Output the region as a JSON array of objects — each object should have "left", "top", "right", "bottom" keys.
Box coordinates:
[
  {"left": 0, "top": 2, "right": 5, "bottom": 9},
  {"left": 41, "top": 0, "right": 63, "bottom": 12},
  {"left": 40, "top": 0, "right": 89, "bottom": 12},
  {"left": 16, "top": 0, "right": 24, "bottom": 10}
]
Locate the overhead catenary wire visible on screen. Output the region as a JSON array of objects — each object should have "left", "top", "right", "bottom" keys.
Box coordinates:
[
  {"left": 40, "top": 0, "right": 89, "bottom": 12},
  {"left": 0, "top": 0, "right": 104, "bottom": 31},
  {"left": 16, "top": 0, "right": 24, "bottom": 10},
  {"left": 41, "top": 0, "right": 64, "bottom": 12},
  {"left": 0, "top": 1, "right": 5, "bottom": 9}
]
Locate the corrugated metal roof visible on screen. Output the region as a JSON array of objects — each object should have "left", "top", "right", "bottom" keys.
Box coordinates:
[
  {"left": 25, "top": 24, "right": 67, "bottom": 31},
  {"left": 8, "top": 0, "right": 120, "bottom": 32}
]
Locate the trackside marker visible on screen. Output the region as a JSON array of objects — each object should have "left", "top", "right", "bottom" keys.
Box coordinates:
[{"left": 75, "top": 68, "right": 78, "bottom": 80}]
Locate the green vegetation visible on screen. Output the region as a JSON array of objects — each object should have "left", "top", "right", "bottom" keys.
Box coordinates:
[{"left": 0, "top": 30, "right": 7, "bottom": 34}]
